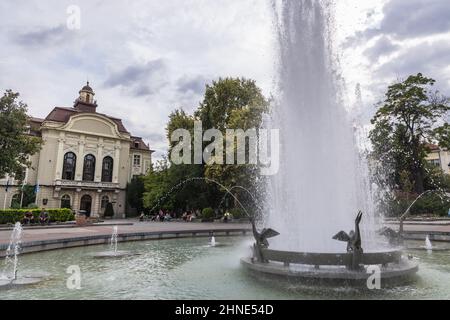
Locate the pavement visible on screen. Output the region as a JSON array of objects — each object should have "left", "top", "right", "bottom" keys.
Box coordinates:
[
  {"left": 0, "top": 220, "right": 251, "bottom": 246},
  {"left": 386, "top": 221, "right": 450, "bottom": 233},
  {"left": 1, "top": 219, "right": 449, "bottom": 247}
]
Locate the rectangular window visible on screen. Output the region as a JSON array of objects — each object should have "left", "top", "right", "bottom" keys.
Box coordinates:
[
  {"left": 428, "top": 159, "right": 441, "bottom": 167},
  {"left": 133, "top": 155, "right": 141, "bottom": 166}
]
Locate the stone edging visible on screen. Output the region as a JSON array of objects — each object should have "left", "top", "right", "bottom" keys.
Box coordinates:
[{"left": 0, "top": 228, "right": 251, "bottom": 258}]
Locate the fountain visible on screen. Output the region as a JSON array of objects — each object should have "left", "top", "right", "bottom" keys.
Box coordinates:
[
  {"left": 92, "top": 226, "right": 140, "bottom": 258},
  {"left": 241, "top": 0, "right": 418, "bottom": 284},
  {"left": 425, "top": 236, "right": 433, "bottom": 251},
  {"left": 210, "top": 235, "right": 216, "bottom": 247},
  {"left": 0, "top": 223, "right": 46, "bottom": 288}
]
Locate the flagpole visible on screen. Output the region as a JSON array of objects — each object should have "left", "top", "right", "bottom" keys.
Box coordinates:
[
  {"left": 35, "top": 181, "right": 40, "bottom": 207},
  {"left": 3, "top": 179, "right": 9, "bottom": 210},
  {"left": 20, "top": 169, "right": 27, "bottom": 208}
]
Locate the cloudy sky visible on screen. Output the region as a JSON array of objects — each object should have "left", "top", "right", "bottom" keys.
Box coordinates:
[{"left": 1, "top": 0, "right": 449, "bottom": 160}]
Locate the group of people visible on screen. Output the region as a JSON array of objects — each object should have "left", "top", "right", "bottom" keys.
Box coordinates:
[
  {"left": 181, "top": 211, "right": 197, "bottom": 222},
  {"left": 139, "top": 210, "right": 175, "bottom": 222},
  {"left": 138, "top": 208, "right": 235, "bottom": 223},
  {"left": 21, "top": 209, "right": 50, "bottom": 225}
]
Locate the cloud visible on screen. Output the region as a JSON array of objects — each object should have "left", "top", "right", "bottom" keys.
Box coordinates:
[
  {"left": 363, "top": 36, "right": 399, "bottom": 61},
  {"left": 14, "top": 25, "right": 69, "bottom": 47},
  {"left": 345, "top": 0, "right": 450, "bottom": 49},
  {"left": 373, "top": 0, "right": 450, "bottom": 40},
  {"left": 176, "top": 75, "right": 208, "bottom": 95},
  {"left": 376, "top": 40, "right": 450, "bottom": 84},
  {"left": 104, "top": 59, "right": 167, "bottom": 97}
]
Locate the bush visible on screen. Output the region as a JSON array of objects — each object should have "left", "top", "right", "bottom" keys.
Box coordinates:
[
  {"left": 0, "top": 208, "right": 75, "bottom": 224},
  {"left": 201, "top": 207, "right": 214, "bottom": 220},
  {"left": 383, "top": 192, "right": 450, "bottom": 217},
  {"left": 229, "top": 208, "right": 244, "bottom": 219}
]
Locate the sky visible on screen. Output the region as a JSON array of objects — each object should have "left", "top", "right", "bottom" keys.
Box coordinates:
[{"left": 1, "top": 0, "right": 450, "bottom": 160}]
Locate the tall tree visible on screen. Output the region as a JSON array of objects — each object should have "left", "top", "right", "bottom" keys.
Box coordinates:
[
  {"left": 197, "top": 78, "right": 269, "bottom": 211},
  {"left": 0, "top": 90, "right": 41, "bottom": 177},
  {"left": 370, "top": 73, "right": 450, "bottom": 194}
]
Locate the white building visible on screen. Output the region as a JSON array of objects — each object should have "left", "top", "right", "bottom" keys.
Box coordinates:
[{"left": 0, "top": 83, "right": 153, "bottom": 218}]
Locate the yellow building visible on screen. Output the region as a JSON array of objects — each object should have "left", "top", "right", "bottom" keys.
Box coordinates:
[
  {"left": 0, "top": 83, "right": 153, "bottom": 218},
  {"left": 426, "top": 143, "right": 450, "bottom": 174}
]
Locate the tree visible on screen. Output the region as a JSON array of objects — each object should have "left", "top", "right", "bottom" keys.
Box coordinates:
[
  {"left": 370, "top": 73, "right": 450, "bottom": 194},
  {"left": 143, "top": 77, "right": 269, "bottom": 215},
  {"left": 196, "top": 78, "right": 269, "bottom": 210},
  {"left": 0, "top": 90, "right": 41, "bottom": 177},
  {"left": 126, "top": 175, "right": 145, "bottom": 214}
]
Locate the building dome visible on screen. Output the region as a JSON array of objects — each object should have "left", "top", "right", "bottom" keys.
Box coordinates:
[
  {"left": 76, "top": 81, "right": 96, "bottom": 108},
  {"left": 80, "top": 81, "right": 94, "bottom": 93}
]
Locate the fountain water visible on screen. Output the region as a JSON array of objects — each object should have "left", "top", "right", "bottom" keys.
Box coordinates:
[
  {"left": 110, "top": 226, "right": 118, "bottom": 254},
  {"left": 2, "top": 222, "right": 23, "bottom": 281},
  {"left": 425, "top": 236, "right": 433, "bottom": 251},
  {"left": 0, "top": 222, "right": 46, "bottom": 288},
  {"left": 266, "top": 0, "right": 378, "bottom": 253},
  {"left": 242, "top": 0, "right": 418, "bottom": 283},
  {"left": 210, "top": 236, "right": 216, "bottom": 247},
  {"left": 92, "top": 226, "right": 140, "bottom": 258}
]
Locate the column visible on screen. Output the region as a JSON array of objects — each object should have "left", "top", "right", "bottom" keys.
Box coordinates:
[
  {"left": 95, "top": 138, "right": 104, "bottom": 182},
  {"left": 92, "top": 190, "right": 101, "bottom": 218},
  {"left": 75, "top": 136, "right": 85, "bottom": 181},
  {"left": 113, "top": 142, "right": 121, "bottom": 184},
  {"left": 73, "top": 190, "right": 80, "bottom": 213},
  {"left": 54, "top": 133, "right": 66, "bottom": 180}
]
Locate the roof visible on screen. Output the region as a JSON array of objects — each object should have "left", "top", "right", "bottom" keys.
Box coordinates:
[
  {"left": 131, "top": 136, "right": 152, "bottom": 152},
  {"left": 425, "top": 143, "right": 440, "bottom": 152},
  {"left": 80, "top": 81, "right": 94, "bottom": 93},
  {"left": 29, "top": 117, "right": 44, "bottom": 123},
  {"left": 44, "top": 107, "right": 129, "bottom": 133}
]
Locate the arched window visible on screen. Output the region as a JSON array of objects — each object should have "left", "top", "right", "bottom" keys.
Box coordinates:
[
  {"left": 101, "top": 195, "right": 109, "bottom": 210},
  {"left": 101, "top": 157, "right": 113, "bottom": 182},
  {"left": 61, "top": 194, "right": 71, "bottom": 209},
  {"left": 82, "top": 154, "right": 96, "bottom": 181},
  {"left": 62, "top": 152, "right": 77, "bottom": 180}
]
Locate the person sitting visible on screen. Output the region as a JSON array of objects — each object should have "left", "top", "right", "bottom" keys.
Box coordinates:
[
  {"left": 139, "top": 212, "right": 145, "bottom": 222},
  {"left": 223, "top": 211, "right": 231, "bottom": 223},
  {"left": 182, "top": 212, "right": 188, "bottom": 222},
  {"left": 39, "top": 210, "right": 50, "bottom": 225},
  {"left": 22, "top": 211, "right": 35, "bottom": 225},
  {"left": 164, "top": 213, "right": 172, "bottom": 222}
]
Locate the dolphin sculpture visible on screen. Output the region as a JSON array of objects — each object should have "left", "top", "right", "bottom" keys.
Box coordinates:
[
  {"left": 250, "top": 217, "right": 280, "bottom": 263},
  {"left": 333, "top": 211, "right": 363, "bottom": 253},
  {"left": 378, "top": 226, "right": 404, "bottom": 245}
]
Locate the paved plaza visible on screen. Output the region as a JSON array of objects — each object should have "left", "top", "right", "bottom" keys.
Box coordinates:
[
  {"left": 0, "top": 219, "right": 448, "bottom": 247},
  {"left": 0, "top": 221, "right": 251, "bottom": 246}
]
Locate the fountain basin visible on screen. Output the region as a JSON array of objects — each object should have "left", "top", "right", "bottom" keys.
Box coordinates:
[
  {"left": 92, "top": 251, "right": 141, "bottom": 259},
  {"left": 241, "top": 248, "right": 418, "bottom": 284},
  {"left": 0, "top": 276, "right": 47, "bottom": 289}
]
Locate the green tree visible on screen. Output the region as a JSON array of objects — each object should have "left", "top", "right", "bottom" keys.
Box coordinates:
[
  {"left": 0, "top": 90, "right": 41, "bottom": 177},
  {"left": 370, "top": 73, "right": 450, "bottom": 194},
  {"left": 143, "top": 77, "right": 268, "bottom": 215},
  {"left": 196, "top": 78, "right": 269, "bottom": 210},
  {"left": 126, "top": 176, "right": 145, "bottom": 214}
]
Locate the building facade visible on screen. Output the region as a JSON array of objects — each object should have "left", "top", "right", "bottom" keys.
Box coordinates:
[
  {"left": 426, "top": 144, "right": 450, "bottom": 174},
  {"left": 0, "top": 83, "right": 153, "bottom": 218}
]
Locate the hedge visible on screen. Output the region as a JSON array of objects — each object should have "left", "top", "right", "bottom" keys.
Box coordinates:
[
  {"left": 0, "top": 208, "right": 75, "bottom": 225},
  {"left": 201, "top": 207, "right": 215, "bottom": 220}
]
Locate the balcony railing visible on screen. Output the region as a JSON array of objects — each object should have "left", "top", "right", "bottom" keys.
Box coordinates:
[{"left": 54, "top": 180, "right": 120, "bottom": 189}]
